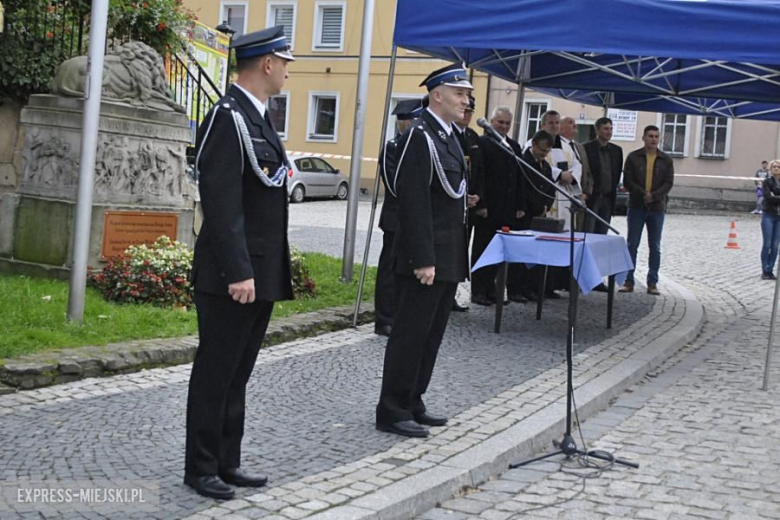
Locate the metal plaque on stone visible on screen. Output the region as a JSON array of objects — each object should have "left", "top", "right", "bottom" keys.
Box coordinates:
[{"left": 101, "top": 210, "right": 178, "bottom": 259}]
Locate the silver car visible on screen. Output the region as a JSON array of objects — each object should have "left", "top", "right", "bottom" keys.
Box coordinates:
[{"left": 286, "top": 155, "right": 349, "bottom": 203}]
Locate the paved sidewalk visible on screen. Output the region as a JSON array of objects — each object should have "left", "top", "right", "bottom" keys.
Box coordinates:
[
  {"left": 0, "top": 208, "right": 754, "bottom": 519},
  {"left": 423, "top": 214, "right": 780, "bottom": 519}
]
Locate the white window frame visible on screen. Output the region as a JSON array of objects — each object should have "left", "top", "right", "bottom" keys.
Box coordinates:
[
  {"left": 693, "top": 115, "right": 733, "bottom": 159},
  {"left": 219, "top": 1, "right": 249, "bottom": 37},
  {"left": 521, "top": 98, "right": 550, "bottom": 144},
  {"left": 312, "top": 1, "right": 346, "bottom": 52},
  {"left": 266, "top": 1, "right": 297, "bottom": 50},
  {"left": 307, "top": 91, "right": 340, "bottom": 143},
  {"left": 655, "top": 113, "right": 691, "bottom": 157},
  {"left": 268, "top": 90, "right": 291, "bottom": 141}
]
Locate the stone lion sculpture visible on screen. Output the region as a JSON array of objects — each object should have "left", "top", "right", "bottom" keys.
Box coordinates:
[{"left": 51, "top": 41, "right": 185, "bottom": 113}]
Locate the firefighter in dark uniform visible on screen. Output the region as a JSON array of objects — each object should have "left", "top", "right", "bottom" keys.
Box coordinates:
[
  {"left": 184, "top": 26, "right": 295, "bottom": 500},
  {"left": 374, "top": 99, "right": 424, "bottom": 337},
  {"left": 452, "top": 94, "right": 483, "bottom": 312},
  {"left": 376, "top": 64, "right": 472, "bottom": 438}
]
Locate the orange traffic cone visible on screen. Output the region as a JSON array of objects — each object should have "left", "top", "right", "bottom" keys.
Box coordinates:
[{"left": 725, "top": 221, "right": 741, "bottom": 249}]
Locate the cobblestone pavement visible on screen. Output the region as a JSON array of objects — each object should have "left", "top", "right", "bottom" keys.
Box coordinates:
[
  {"left": 422, "top": 212, "right": 780, "bottom": 519},
  {"left": 0, "top": 200, "right": 660, "bottom": 519},
  {"left": 288, "top": 199, "right": 382, "bottom": 266}
]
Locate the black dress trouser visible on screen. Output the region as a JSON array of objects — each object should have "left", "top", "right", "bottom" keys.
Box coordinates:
[
  {"left": 374, "top": 231, "right": 396, "bottom": 329},
  {"left": 185, "top": 291, "right": 273, "bottom": 476},
  {"left": 376, "top": 274, "right": 457, "bottom": 425}
]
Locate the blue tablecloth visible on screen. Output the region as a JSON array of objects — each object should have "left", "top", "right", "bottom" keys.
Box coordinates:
[{"left": 471, "top": 231, "right": 633, "bottom": 295}]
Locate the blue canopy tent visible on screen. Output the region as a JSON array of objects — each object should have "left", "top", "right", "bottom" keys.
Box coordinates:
[
  {"left": 392, "top": 0, "right": 780, "bottom": 120},
  {"left": 351, "top": 0, "right": 780, "bottom": 385},
  {"left": 354, "top": 0, "right": 780, "bottom": 325}
]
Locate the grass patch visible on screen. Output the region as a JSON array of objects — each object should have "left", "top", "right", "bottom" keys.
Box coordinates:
[{"left": 0, "top": 252, "right": 376, "bottom": 359}]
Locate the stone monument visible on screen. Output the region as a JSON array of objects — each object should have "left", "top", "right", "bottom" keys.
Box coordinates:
[{"left": 0, "top": 42, "right": 197, "bottom": 278}]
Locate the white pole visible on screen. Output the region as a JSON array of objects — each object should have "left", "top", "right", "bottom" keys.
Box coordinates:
[
  {"left": 67, "top": 0, "right": 109, "bottom": 322},
  {"left": 762, "top": 255, "right": 780, "bottom": 390},
  {"left": 341, "top": 0, "right": 375, "bottom": 282},
  {"left": 352, "top": 45, "right": 398, "bottom": 327}
]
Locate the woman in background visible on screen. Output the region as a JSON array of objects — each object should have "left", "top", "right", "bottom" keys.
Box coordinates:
[{"left": 760, "top": 160, "right": 780, "bottom": 280}]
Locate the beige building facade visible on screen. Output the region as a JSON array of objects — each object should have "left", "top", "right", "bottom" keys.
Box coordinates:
[
  {"left": 490, "top": 79, "right": 780, "bottom": 207},
  {"left": 184, "top": 0, "right": 489, "bottom": 192},
  {"left": 185, "top": 0, "right": 780, "bottom": 205}
]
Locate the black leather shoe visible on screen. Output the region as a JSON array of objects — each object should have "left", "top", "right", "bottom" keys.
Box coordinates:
[
  {"left": 376, "top": 420, "right": 429, "bottom": 438},
  {"left": 375, "top": 325, "right": 392, "bottom": 337},
  {"left": 592, "top": 283, "right": 609, "bottom": 293},
  {"left": 413, "top": 411, "right": 448, "bottom": 427},
  {"left": 184, "top": 474, "right": 235, "bottom": 500},
  {"left": 219, "top": 467, "right": 268, "bottom": 488},
  {"left": 451, "top": 301, "right": 469, "bottom": 312},
  {"left": 471, "top": 295, "right": 493, "bottom": 306},
  {"left": 507, "top": 292, "right": 527, "bottom": 303},
  {"left": 522, "top": 290, "right": 540, "bottom": 302}
]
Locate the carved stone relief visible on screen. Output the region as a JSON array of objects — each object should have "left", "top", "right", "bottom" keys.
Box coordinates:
[{"left": 19, "top": 127, "right": 192, "bottom": 206}]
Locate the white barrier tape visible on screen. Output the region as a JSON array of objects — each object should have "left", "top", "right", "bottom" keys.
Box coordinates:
[
  {"left": 287, "top": 151, "right": 378, "bottom": 163},
  {"left": 676, "top": 174, "right": 761, "bottom": 181},
  {"left": 286, "top": 152, "right": 759, "bottom": 182}
]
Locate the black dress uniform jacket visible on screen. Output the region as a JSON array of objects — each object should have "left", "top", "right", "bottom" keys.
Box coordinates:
[
  {"left": 192, "top": 85, "right": 294, "bottom": 302},
  {"left": 374, "top": 134, "right": 402, "bottom": 330},
  {"left": 392, "top": 110, "right": 469, "bottom": 284},
  {"left": 376, "top": 109, "right": 469, "bottom": 426},
  {"left": 378, "top": 134, "right": 401, "bottom": 233},
  {"left": 185, "top": 85, "right": 293, "bottom": 478}
]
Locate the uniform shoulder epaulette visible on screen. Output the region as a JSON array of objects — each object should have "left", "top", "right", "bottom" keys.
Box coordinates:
[{"left": 217, "top": 97, "right": 238, "bottom": 111}]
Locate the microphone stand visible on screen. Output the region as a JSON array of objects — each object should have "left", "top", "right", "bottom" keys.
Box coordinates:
[{"left": 480, "top": 130, "right": 638, "bottom": 470}]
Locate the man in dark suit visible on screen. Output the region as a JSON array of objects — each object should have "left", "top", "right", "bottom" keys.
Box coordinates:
[
  {"left": 583, "top": 117, "right": 624, "bottom": 235},
  {"left": 376, "top": 63, "right": 472, "bottom": 438},
  {"left": 184, "top": 26, "right": 295, "bottom": 500},
  {"left": 451, "top": 94, "right": 483, "bottom": 312},
  {"left": 471, "top": 107, "right": 526, "bottom": 305},
  {"left": 375, "top": 99, "right": 424, "bottom": 337},
  {"left": 515, "top": 131, "right": 557, "bottom": 298}
]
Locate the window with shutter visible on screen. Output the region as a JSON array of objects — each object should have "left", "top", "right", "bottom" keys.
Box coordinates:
[
  {"left": 314, "top": 2, "right": 345, "bottom": 50},
  {"left": 272, "top": 5, "right": 295, "bottom": 46}
]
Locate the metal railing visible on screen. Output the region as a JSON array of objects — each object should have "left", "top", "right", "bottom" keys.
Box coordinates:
[
  {"left": 167, "top": 50, "right": 224, "bottom": 147},
  {"left": 1, "top": 0, "right": 88, "bottom": 58}
]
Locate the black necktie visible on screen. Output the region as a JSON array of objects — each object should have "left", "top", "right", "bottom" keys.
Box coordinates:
[{"left": 569, "top": 141, "right": 581, "bottom": 162}]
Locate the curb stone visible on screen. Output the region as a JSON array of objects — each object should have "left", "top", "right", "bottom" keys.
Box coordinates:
[
  {"left": 297, "top": 279, "right": 704, "bottom": 520},
  {"left": 0, "top": 303, "right": 374, "bottom": 392}
]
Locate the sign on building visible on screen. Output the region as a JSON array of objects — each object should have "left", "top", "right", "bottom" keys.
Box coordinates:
[{"left": 607, "top": 108, "right": 638, "bottom": 141}]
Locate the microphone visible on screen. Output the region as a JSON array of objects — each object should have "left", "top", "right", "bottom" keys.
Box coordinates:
[{"left": 476, "top": 118, "right": 509, "bottom": 148}]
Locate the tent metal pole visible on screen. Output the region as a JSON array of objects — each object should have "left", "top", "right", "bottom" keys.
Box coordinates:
[
  {"left": 512, "top": 82, "right": 525, "bottom": 142},
  {"left": 341, "top": 0, "right": 376, "bottom": 282},
  {"left": 762, "top": 255, "right": 780, "bottom": 390},
  {"left": 352, "top": 44, "right": 398, "bottom": 327},
  {"left": 67, "top": 0, "right": 109, "bottom": 322}
]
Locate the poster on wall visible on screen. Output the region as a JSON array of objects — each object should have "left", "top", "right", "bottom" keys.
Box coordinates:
[
  {"left": 189, "top": 21, "right": 230, "bottom": 93},
  {"left": 171, "top": 21, "right": 230, "bottom": 126},
  {"left": 607, "top": 108, "right": 638, "bottom": 141}
]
